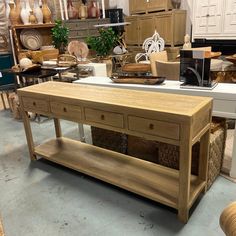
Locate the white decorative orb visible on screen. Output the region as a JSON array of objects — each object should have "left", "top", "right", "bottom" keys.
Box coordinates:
[{"left": 19, "top": 58, "right": 33, "bottom": 69}]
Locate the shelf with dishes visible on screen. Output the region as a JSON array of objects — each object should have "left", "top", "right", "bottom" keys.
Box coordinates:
[{"left": 11, "top": 24, "right": 55, "bottom": 62}]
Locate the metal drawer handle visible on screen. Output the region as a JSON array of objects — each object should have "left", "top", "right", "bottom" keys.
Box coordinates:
[
  {"left": 101, "top": 114, "right": 105, "bottom": 120},
  {"left": 149, "top": 123, "right": 154, "bottom": 130},
  {"left": 63, "top": 107, "right": 67, "bottom": 112},
  {"left": 33, "top": 102, "right": 36, "bottom": 106}
]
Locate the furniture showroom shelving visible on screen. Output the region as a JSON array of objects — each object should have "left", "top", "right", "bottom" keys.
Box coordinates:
[
  {"left": 11, "top": 23, "right": 55, "bottom": 63},
  {"left": 18, "top": 81, "right": 212, "bottom": 223}
]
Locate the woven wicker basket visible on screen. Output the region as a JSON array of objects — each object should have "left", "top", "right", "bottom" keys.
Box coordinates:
[
  {"left": 91, "top": 118, "right": 227, "bottom": 190},
  {"left": 91, "top": 126, "right": 127, "bottom": 154},
  {"left": 158, "top": 120, "right": 227, "bottom": 189}
]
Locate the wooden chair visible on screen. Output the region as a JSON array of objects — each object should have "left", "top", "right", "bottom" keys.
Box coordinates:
[
  {"left": 220, "top": 201, "right": 236, "bottom": 236},
  {"left": 155, "top": 60, "right": 180, "bottom": 80},
  {"left": 0, "top": 83, "right": 16, "bottom": 110},
  {"left": 149, "top": 50, "right": 168, "bottom": 76}
]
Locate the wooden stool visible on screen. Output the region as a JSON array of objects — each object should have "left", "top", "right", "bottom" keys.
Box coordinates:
[
  {"left": 0, "top": 91, "right": 11, "bottom": 110},
  {"left": 220, "top": 201, "right": 236, "bottom": 236}
]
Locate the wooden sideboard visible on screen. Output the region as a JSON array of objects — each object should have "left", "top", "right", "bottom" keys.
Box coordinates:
[
  {"left": 18, "top": 81, "right": 212, "bottom": 223},
  {"left": 125, "top": 10, "right": 186, "bottom": 47},
  {"left": 129, "top": 0, "right": 173, "bottom": 14}
]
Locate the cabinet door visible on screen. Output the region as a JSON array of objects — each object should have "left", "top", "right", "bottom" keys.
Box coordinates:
[
  {"left": 139, "top": 15, "right": 155, "bottom": 44},
  {"left": 124, "top": 16, "right": 139, "bottom": 45},
  {"left": 147, "top": 0, "right": 172, "bottom": 12},
  {"left": 194, "top": 0, "right": 223, "bottom": 35},
  {"left": 154, "top": 15, "right": 172, "bottom": 45},
  {"left": 194, "top": 0, "right": 210, "bottom": 35},
  {"left": 207, "top": 0, "right": 223, "bottom": 34},
  {"left": 223, "top": 0, "right": 236, "bottom": 34},
  {"left": 129, "top": 0, "right": 147, "bottom": 14}
]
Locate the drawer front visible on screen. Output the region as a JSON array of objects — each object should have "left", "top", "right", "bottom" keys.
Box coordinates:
[
  {"left": 128, "top": 116, "right": 180, "bottom": 140},
  {"left": 22, "top": 97, "right": 49, "bottom": 113},
  {"left": 85, "top": 108, "right": 124, "bottom": 128},
  {"left": 51, "top": 102, "right": 82, "bottom": 120}
]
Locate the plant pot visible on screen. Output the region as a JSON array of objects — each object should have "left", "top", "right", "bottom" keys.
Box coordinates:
[{"left": 100, "top": 57, "right": 112, "bottom": 77}]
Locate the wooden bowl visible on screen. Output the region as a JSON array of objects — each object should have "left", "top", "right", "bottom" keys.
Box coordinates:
[
  {"left": 210, "top": 51, "right": 222, "bottom": 59},
  {"left": 225, "top": 55, "right": 236, "bottom": 64}
]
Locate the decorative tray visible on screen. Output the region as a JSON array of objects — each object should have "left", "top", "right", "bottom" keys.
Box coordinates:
[
  {"left": 225, "top": 55, "right": 236, "bottom": 64},
  {"left": 110, "top": 75, "right": 165, "bottom": 85}
]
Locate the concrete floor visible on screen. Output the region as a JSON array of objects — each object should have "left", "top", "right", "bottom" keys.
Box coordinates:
[{"left": 0, "top": 109, "right": 236, "bottom": 236}]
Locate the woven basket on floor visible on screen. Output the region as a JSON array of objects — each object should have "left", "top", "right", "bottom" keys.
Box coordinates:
[
  {"left": 127, "top": 135, "right": 159, "bottom": 163},
  {"left": 158, "top": 121, "right": 227, "bottom": 189},
  {"left": 91, "top": 118, "right": 227, "bottom": 190},
  {"left": 91, "top": 126, "right": 127, "bottom": 154}
]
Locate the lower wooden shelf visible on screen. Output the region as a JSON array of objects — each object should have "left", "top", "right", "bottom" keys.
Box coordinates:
[{"left": 34, "top": 137, "right": 206, "bottom": 210}]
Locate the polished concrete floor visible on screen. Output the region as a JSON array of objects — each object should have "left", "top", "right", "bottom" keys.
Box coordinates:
[{"left": 0, "top": 109, "right": 236, "bottom": 236}]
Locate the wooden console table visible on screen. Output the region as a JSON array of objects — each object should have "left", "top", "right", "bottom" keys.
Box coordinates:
[{"left": 18, "top": 81, "right": 212, "bottom": 223}]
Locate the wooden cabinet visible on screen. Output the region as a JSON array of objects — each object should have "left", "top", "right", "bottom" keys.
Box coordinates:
[
  {"left": 18, "top": 81, "right": 213, "bottom": 223},
  {"left": 123, "top": 16, "right": 139, "bottom": 45},
  {"left": 223, "top": 0, "right": 236, "bottom": 34},
  {"left": 192, "top": 0, "right": 236, "bottom": 40},
  {"left": 11, "top": 24, "right": 55, "bottom": 63},
  {"left": 139, "top": 15, "right": 155, "bottom": 44},
  {"left": 129, "top": 0, "right": 173, "bottom": 14},
  {"left": 125, "top": 10, "right": 186, "bottom": 47},
  {"left": 129, "top": 0, "right": 147, "bottom": 14},
  {"left": 63, "top": 18, "right": 110, "bottom": 42}
]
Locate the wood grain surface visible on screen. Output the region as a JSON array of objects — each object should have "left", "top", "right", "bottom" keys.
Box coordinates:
[{"left": 0, "top": 217, "right": 4, "bottom": 236}]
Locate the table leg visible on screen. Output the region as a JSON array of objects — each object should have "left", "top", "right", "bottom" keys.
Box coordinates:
[
  {"left": 58, "top": 72, "right": 62, "bottom": 82},
  {"left": 78, "top": 123, "right": 85, "bottom": 142},
  {"left": 54, "top": 118, "right": 62, "bottom": 138},
  {"left": 178, "top": 126, "right": 192, "bottom": 223},
  {"left": 19, "top": 97, "right": 36, "bottom": 160},
  {"left": 198, "top": 129, "right": 210, "bottom": 192},
  {"left": 0, "top": 93, "right": 6, "bottom": 110},
  {"left": 230, "top": 123, "right": 236, "bottom": 178}
]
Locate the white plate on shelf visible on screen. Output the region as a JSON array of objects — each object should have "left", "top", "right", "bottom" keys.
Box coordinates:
[{"left": 20, "top": 29, "right": 42, "bottom": 50}]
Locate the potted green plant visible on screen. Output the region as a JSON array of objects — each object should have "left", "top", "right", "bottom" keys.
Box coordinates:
[
  {"left": 51, "top": 20, "right": 69, "bottom": 54},
  {"left": 86, "top": 27, "right": 118, "bottom": 57},
  {"left": 86, "top": 27, "right": 118, "bottom": 76}
]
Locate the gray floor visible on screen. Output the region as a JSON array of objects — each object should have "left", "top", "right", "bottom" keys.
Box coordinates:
[{"left": 0, "top": 109, "right": 236, "bottom": 236}]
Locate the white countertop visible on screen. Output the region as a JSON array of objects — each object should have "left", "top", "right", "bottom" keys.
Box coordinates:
[{"left": 74, "top": 77, "right": 236, "bottom": 101}]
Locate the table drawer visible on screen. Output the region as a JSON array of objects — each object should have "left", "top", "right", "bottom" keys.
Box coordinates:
[
  {"left": 128, "top": 116, "right": 180, "bottom": 140},
  {"left": 22, "top": 97, "right": 49, "bottom": 113},
  {"left": 51, "top": 102, "right": 82, "bottom": 120},
  {"left": 85, "top": 108, "right": 124, "bottom": 128}
]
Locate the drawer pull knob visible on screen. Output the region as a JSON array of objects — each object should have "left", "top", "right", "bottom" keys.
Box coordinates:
[
  {"left": 63, "top": 107, "right": 67, "bottom": 112},
  {"left": 101, "top": 114, "right": 105, "bottom": 120},
  {"left": 33, "top": 102, "right": 36, "bottom": 106},
  {"left": 149, "top": 123, "right": 154, "bottom": 130}
]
